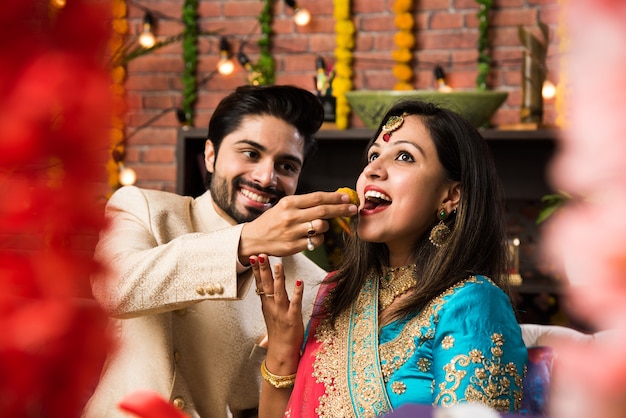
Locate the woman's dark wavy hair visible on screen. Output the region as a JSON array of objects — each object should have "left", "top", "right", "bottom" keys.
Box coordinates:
[
  {"left": 322, "top": 99, "right": 510, "bottom": 325},
  {"left": 205, "top": 84, "right": 324, "bottom": 185}
]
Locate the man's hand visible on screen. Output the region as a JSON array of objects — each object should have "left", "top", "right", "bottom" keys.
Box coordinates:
[{"left": 238, "top": 191, "right": 358, "bottom": 260}]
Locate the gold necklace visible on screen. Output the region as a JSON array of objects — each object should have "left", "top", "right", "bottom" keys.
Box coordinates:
[{"left": 378, "top": 264, "right": 417, "bottom": 310}]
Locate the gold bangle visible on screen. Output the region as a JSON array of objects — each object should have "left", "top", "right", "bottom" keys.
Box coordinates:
[{"left": 260, "top": 359, "right": 296, "bottom": 389}]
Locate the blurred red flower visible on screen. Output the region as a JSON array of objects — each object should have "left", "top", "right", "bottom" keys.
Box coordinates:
[{"left": 0, "top": 0, "right": 113, "bottom": 416}]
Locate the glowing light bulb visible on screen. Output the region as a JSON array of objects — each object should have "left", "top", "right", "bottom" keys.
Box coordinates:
[
  {"left": 285, "top": 0, "right": 311, "bottom": 26},
  {"left": 138, "top": 13, "right": 156, "bottom": 49},
  {"left": 217, "top": 37, "right": 235, "bottom": 75},
  {"left": 139, "top": 31, "right": 156, "bottom": 49},
  {"left": 50, "top": 0, "right": 66, "bottom": 8},
  {"left": 294, "top": 8, "right": 311, "bottom": 26},
  {"left": 542, "top": 80, "right": 556, "bottom": 100},
  {"left": 217, "top": 56, "right": 235, "bottom": 75},
  {"left": 119, "top": 165, "right": 137, "bottom": 186}
]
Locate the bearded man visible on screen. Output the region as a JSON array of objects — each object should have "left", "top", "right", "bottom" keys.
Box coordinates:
[{"left": 84, "top": 85, "right": 358, "bottom": 418}]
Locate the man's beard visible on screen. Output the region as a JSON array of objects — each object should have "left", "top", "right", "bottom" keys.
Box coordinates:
[{"left": 209, "top": 172, "right": 283, "bottom": 223}]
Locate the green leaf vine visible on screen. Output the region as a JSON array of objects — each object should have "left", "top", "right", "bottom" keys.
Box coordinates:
[
  {"left": 475, "top": 0, "right": 493, "bottom": 90},
  {"left": 181, "top": 0, "right": 199, "bottom": 125},
  {"left": 248, "top": 0, "right": 275, "bottom": 85}
]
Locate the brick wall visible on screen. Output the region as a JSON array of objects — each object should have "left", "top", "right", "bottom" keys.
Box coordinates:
[{"left": 123, "top": 0, "right": 560, "bottom": 192}]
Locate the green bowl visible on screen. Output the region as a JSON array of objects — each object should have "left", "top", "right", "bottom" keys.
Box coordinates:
[{"left": 345, "top": 90, "right": 508, "bottom": 129}]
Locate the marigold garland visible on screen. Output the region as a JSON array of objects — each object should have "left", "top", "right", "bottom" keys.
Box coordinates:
[
  {"left": 109, "top": 0, "right": 128, "bottom": 191},
  {"left": 331, "top": 0, "right": 354, "bottom": 129},
  {"left": 392, "top": 0, "right": 414, "bottom": 90}
]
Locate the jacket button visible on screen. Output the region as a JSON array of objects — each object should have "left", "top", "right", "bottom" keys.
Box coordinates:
[
  {"left": 215, "top": 284, "right": 224, "bottom": 295},
  {"left": 172, "top": 397, "right": 185, "bottom": 409},
  {"left": 206, "top": 284, "right": 216, "bottom": 295},
  {"left": 195, "top": 286, "right": 206, "bottom": 296}
]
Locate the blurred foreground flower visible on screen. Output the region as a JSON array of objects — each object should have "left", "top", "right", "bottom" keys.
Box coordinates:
[
  {"left": 542, "top": 1, "right": 626, "bottom": 417},
  {"left": 0, "top": 0, "right": 113, "bottom": 416}
]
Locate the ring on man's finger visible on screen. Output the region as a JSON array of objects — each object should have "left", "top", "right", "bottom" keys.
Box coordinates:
[
  {"left": 265, "top": 293, "right": 275, "bottom": 298},
  {"left": 307, "top": 221, "right": 316, "bottom": 237},
  {"left": 255, "top": 288, "right": 265, "bottom": 296},
  {"left": 307, "top": 236, "right": 315, "bottom": 251}
]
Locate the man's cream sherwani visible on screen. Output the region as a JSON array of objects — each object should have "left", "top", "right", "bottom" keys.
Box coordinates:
[{"left": 83, "top": 186, "right": 325, "bottom": 418}]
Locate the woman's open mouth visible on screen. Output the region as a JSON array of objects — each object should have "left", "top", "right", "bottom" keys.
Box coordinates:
[{"left": 361, "top": 190, "right": 392, "bottom": 213}]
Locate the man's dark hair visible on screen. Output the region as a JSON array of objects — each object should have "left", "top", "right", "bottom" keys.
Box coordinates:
[{"left": 204, "top": 85, "right": 325, "bottom": 188}]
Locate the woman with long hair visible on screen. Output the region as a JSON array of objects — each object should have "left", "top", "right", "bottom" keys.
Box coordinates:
[{"left": 251, "top": 99, "right": 527, "bottom": 417}]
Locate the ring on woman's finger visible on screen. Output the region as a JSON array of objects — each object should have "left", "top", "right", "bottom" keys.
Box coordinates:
[
  {"left": 265, "top": 293, "right": 275, "bottom": 298},
  {"left": 307, "top": 221, "right": 316, "bottom": 237},
  {"left": 307, "top": 236, "right": 315, "bottom": 251},
  {"left": 255, "top": 288, "right": 265, "bottom": 296}
]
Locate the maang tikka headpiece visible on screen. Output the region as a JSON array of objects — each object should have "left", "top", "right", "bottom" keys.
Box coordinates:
[{"left": 382, "top": 112, "right": 408, "bottom": 142}]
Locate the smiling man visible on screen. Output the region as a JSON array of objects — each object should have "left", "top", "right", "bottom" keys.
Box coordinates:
[{"left": 84, "top": 85, "right": 358, "bottom": 418}]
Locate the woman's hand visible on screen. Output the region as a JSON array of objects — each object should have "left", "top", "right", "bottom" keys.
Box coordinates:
[
  {"left": 251, "top": 255, "right": 304, "bottom": 418},
  {"left": 250, "top": 254, "right": 304, "bottom": 373}
]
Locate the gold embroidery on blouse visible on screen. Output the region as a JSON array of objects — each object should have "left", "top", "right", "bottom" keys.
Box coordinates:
[
  {"left": 312, "top": 275, "right": 523, "bottom": 415},
  {"left": 313, "top": 275, "right": 390, "bottom": 417},
  {"left": 417, "top": 358, "right": 431, "bottom": 372},
  {"left": 313, "top": 309, "right": 354, "bottom": 417},
  {"left": 378, "top": 278, "right": 475, "bottom": 381},
  {"left": 434, "top": 332, "right": 524, "bottom": 412},
  {"left": 442, "top": 335, "right": 455, "bottom": 350},
  {"left": 391, "top": 381, "right": 407, "bottom": 395}
]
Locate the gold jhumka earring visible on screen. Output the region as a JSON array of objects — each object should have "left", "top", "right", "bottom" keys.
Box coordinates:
[{"left": 429, "top": 206, "right": 451, "bottom": 247}]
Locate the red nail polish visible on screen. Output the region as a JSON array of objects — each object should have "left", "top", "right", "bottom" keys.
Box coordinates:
[
  {"left": 259, "top": 255, "right": 265, "bottom": 264},
  {"left": 249, "top": 257, "right": 255, "bottom": 265},
  {"left": 296, "top": 280, "right": 302, "bottom": 287}
]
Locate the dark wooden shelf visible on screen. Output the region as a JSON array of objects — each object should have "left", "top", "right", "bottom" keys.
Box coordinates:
[{"left": 181, "top": 127, "right": 560, "bottom": 142}]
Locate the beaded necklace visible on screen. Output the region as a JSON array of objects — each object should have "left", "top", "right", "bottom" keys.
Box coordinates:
[{"left": 378, "top": 264, "right": 417, "bottom": 310}]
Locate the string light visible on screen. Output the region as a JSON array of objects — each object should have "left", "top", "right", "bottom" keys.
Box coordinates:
[
  {"left": 284, "top": 0, "right": 311, "bottom": 26},
  {"left": 217, "top": 37, "right": 235, "bottom": 75},
  {"left": 138, "top": 12, "right": 156, "bottom": 49},
  {"left": 176, "top": 107, "right": 190, "bottom": 129},
  {"left": 237, "top": 50, "right": 253, "bottom": 72},
  {"left": 542, "top": 79, "right": 556, "bottom": 100},
  {"left": 111, "top": 149, "right": 136, "bottom": 187},
  {"left": 118, "top": 163, "right": 137, "bottom": 186},
  {"left": 237, "top": 50, "right": 263, "bottom": 85},
  {"left": 434, "top": 65, "right": 453, "bottom": 92}
]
